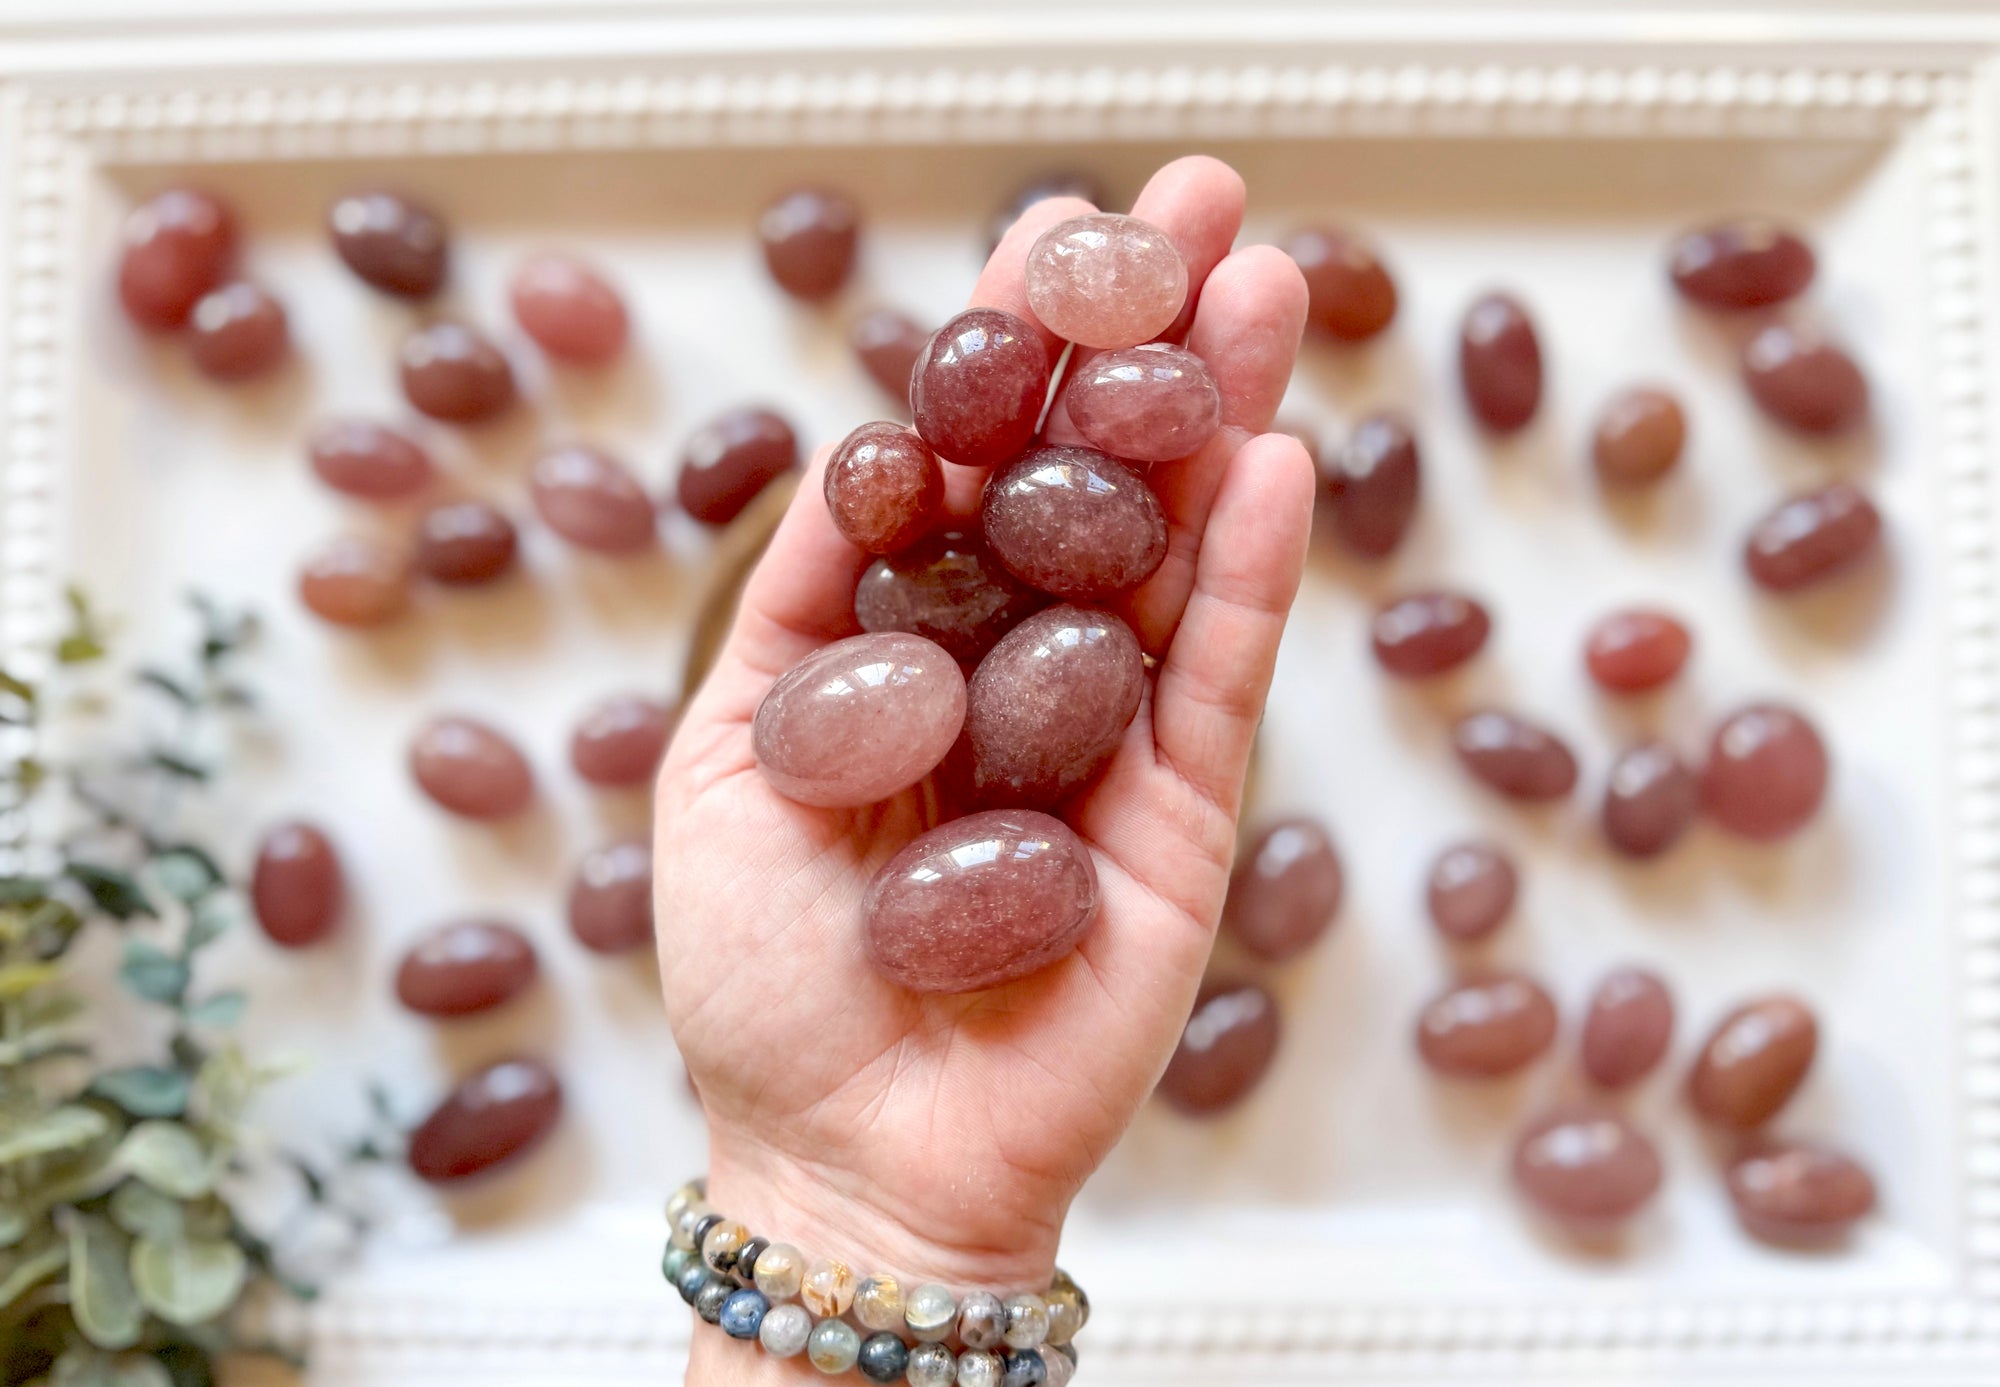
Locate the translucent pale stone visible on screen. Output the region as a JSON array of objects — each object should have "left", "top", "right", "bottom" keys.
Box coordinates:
[
  {"left": 407, "top": 1058, "right": 561, "bottom": 1182},
  {"left": 963, "top": 606, "right": 1144, "bottom": 806},
  {"left": 1603, "top": 742, "right": 1698, "bottom": 858},
  {"left": 910, "top": 308, "right": 1051, "bottom": 469},
  {"left": 1285, "top": 225, "right": 1398, "bottom": 342},
  {"left": 1371, "top": 591, "right": 1490, "bottom": 678},
  {"left": 981, "top": 447, "right": 1167, "bottom": 601},
  {"left": 307, "top": 419, "right": 434, "bottom": 500},
  {"left": 807, "top": 1318, "right": 862, "bottom": 1375},
  {"left": 1157, "top": 979, "right": 1281, "bottom": 1116},
  {"left": 759, "top": 187, "right": 861, "bottom": 301},
  {"left": 825, "top": 422, "right": 945, "bottom": 554},
  {"left": 1459, "top": 293, "right": 1542, "bottom": 433},
  {"left": 754, "top": 632, "right": 966, "bottom": 808},
  {"left": 298, "top": 535, "right": 409, "bottom": 627},
  {"left": 1425, "top": 841, "right": 1517, "bottom": 943},
  {"left": 329, "top": 189, "right": 448, "bottom": 298},
  {"left": 801, "top": 1259, "right": 857, "bottom": 1318},
  {"left": 1025, "top": 213, "right": 1188, "bottom": 349},
  {"left": 1701, "top": 703, "right": 1828, "bottom": 841},
  {"left": 415, "top": 500, "right": 517, "bottom": 586},
  {"left": 509, "top": 252, "right": 628, "bottom": 365},
  {"left": 1688, "top": 994, "right": 1818, "bottom": 1129},
  {"left": 1000, "top": 1351, "right": 1046, "bottom": 1387},
  {"left": 1669, "top": 219, "right": 1815, "bottom": 309},
  {"left": 395, "top": 919, "right": 538, "bottom": 1017},
  {"left": 701, "top": 1219, "right": 750, "bottom": 1277},
  {"left": 118, "top": 188, "right": 237, "bottom": 331},
  {"left": 1326, "top": 413, "right": 1420, "bottom": 559},
  {"left": 1063, "top": 343, "right": 1221, "bottom": 462},
  {"left": 956, "top": 1352, "right": 1003, "bottom": 1387},
  {"left": 853, "top": 531, "right": 1044, "bottom": 666},
  {"left": 752, "top": 1241, "right": 804, "bottom": 1301},
  {"left": 1592, "top": 387, "right": 1686, "bottom": 488},
  {"left": 187, "top": 281, "right": 288, "bottom": 381},
  {"left": 1580, "top": 967, "right": 1675, "bottom": 1089},
  {"left": 1415, "top": 973, "right": 1558, "bottom": 1078},
  {"left": 1585, "top": 609, "right": 1691, "bottom": 692},
  {"left": 678, "top": 407, "right": 800, "bottom": 525},
  {"left": 672, "top": 1199, "right": 713, "bottom": 1251},
  {"left": 1726, "top": 1142, "right": 1877, "bottom": 1245},
  {"left": 409, "top": 715, "right": 534, "bottom": 819},
  {"left": 531, "top": 445, "right": 656, "bottom": 552},
  {"left": 251, "top": 820, "right": 343, "bottom": 947},
  {"left": 864, "top": 809, "right": 1099, "bottom": 994},
  {"left": 569, "top": 693, "right": 673, "bottom": 786},
  {"left": 854, "top": 1276, "right": 904, "bottom": 1332},
  {"left": 1042, "top": 1347, "right": 1074, "bottom": 1387},
  {"left": 1452, "top": 710, "right": 1578, "bottom": 801},
  {"left": 1510, "top": 1105, "right": 1663, "bottom": 1227},
  {"left": 1043, "top": 1272, "right": 1086, "bottom": 1346},
  {"left": 1742, "top": 325, "right": 1869, "bottom": 435},
  {"left": 1002, "top": 1294, "right": 1048, "bottom": 1350},
  {"left": 566, "top": 839, "right": 653, "bottom": 954},
  {"left": 907, "top": 1341, "right": 958, "bottom": 1387},
  {"left": 850, "top": 308, "right": 928, "bottom": 411},
  {"left": 957, "top": 1291, "right": 1007, "bottom": 1350},
  {"left": 1745, "top": 482, "right": 1882, "bottom": 590},
  {"left": 760, "top": 1302, "right": 812, "bottom": 1357},
  {"left": 905, "top": 1282, "right": 957, "bottom": 1342},
  {"left": 400, "top": 322, "right": 515, "bottom": 423},
  {"left": 1222, "top": 817, "right": 1342, "bottom": 963}
]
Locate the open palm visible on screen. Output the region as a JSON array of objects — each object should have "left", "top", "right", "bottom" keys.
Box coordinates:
[{"left": 654, "top": 156, "right": 1313, "bottom": 1297}]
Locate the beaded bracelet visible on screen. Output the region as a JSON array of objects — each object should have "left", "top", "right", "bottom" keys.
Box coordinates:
[{"left": 663, "top": 1178, "right": 1087, "bottom": 1386}]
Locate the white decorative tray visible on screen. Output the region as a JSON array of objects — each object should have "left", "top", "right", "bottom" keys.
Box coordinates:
[{"left": 8, "top": 8, "right": 2000, "bottom": 1385}]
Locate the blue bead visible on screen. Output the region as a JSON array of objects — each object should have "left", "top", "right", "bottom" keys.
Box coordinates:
[
  {"left": 856, "top": 1332, "right": 909, "bottom": 1383},
  {"left": 675, "top": 1260, "right": 711, "bottom": 1305},
  {"left": 1001, "top": 1348, "right": 1046, "bottom": 1387},
  {"left": 719, "top": 1288, "right": 769, "bottom": 1340}
]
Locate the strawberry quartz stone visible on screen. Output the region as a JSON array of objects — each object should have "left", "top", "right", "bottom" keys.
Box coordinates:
[
  {"left": 1025, "top": 213, "right": 1188, "bottom": 349},
  {"left": 909, "top": 308, "right": 1050, "bottom": 469}
]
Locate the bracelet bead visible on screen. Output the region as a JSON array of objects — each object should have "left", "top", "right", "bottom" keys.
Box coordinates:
[
  {"left": 672, "top": 1199, "right": 715, "bottom": 1251},
  {"left": 753, "top": 1240, "right": 805, "bottom": 1300},
  {"left": 904, "top": 1281, "right": 957, "bottom": 1342},
  {"left": 955, "top": 1350, "right": 1002, "bottom": 1387},
  {"left": 759, "top": 1301, "right": 813, "bottom": 1358},
  {"left": 1041, "top": 1346, "right": 1073, "bottom": 1387},
  {"left": 675, "top": 1259, "right": 712, "bottom": 1306},
  {"left": 1043, "top": 1272, "right": 1086, "bottom": 1346},
  {"left": 802, "top": 1257, "right": 858, "bottom": 1317},
  {"left": 694, "top": 1276, "right": 735, "bottom": 1324},
  {"left": 662, "top": 1244, "right": 693, "bottom": 1286},
  {"left": 665, "top": 1179, "right": 706, "bottom": 1231},
  {"left": 856, "top": 1331, "right": 910, "bottom": 1383},
  {"left": 807, "top": 1317, "right": 862, "bottom": 1374},
  {"left": 737, "top": 1235, "right": 770, "bottom": 1287},
  {"left": 721, "top": 1288, "right": 769, "bottom": 1340},
  {"left": 1002, "top": 1293, "right": 1048, "bottom": 1350},
  {"left": 905, "top": 1341, "right": 956, "bottom": 1387},
  {"left": 853, "top": 1274, "right": 904, "bottom": 1332},
  {"left": 702, "top": 1218, "right": 752, "bottom": 1277},
  {"left": 691, "top": 1212, "right": 726, "bottom": 1257},
  {"left": 1000, "top": 1348, "right": 1046, "bottom": 1387},
  {"left": 955, "top": 1290, "right": 1007, "bottom": 1351}
]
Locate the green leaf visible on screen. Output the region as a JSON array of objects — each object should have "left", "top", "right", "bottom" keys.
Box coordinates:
[
  {"left": 181, "top": 992, "right": 244, "bottom": 1030},
  {"left": 115, "top": 1122, "right": 212, "bottom": 1199},
  {"left": 145, "top": 751, "right": 209, "bottom": 784},
  {"left": 57, "top": 634, "right": 106, "bottom": 664},
  {"left": 0, "top": 959, "right": 62, "bottom": 997},
  {"left": 134, "top": 669, "right": 196, "bottom": 707},
  {"left": 0, "top": 1203, "right": 25, "bottom": 1245},
  {"left": 0, "top": 1238, "right": 67, "bottom": 1310},
  {"left": 146, "top": 851, "right": 217, "bottom": 905},
  {"left": 108, "top": 1182, "right": 185, "bottom": 1242},
  {"left": 13, "top": 757, "right": 46, "bottom": 794},
  {"left": 183, "top": 896, "right": 238, "bottom": 950},
  {"left": 58, "top": 586, "right": 110, "bottom": 667},
  {"left": 0, "top": 667, "right": 35, "bottom": 706},
  {"left": 50, "top": 1347, "right": 174, "bottom": 1387},
  {"left": 130, "top": 1236, "right": 245, "bottom": 1327},
  {"left": 66, "top": 1212, "right": 143, "bottom": 1350},
  {"left": 118, "top": 940, "right": 186, "bottom": 1003},
  {"left": 0, "top": 874, "right": 51, "bottom": 905},
  {"left": 90, "top": 1067, "right": 191, "bottom": 1118},
  {"left": 0, "top": 1104, "right": 110, "bottom": 1164},
  {"left": 68, "top": 864, "right": 155, "bottom": 921}
]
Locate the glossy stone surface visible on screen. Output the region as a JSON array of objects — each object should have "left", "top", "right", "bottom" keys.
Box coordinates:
[
  {"left": 694, "top": 1277, "right": 733, "bottom": 1324},
  {"left": 675, "top": 1260, "right": 712, "bottom": 1304},
  {"left": 1669, "top": 219, "right": 1815, "bottom": 310},
  {"left": 1157, "top": 979, "right": 1281, "bottom": 1116},
  {"left": 298, "top": 535, "right": 409, "bottom": 627},
  {"left": 807, "top": 1318, "right": 862, "bottom": 1375},
  {"left": 1726, "top": 1142, "right": 1877, "bottom": 1245},
  {"left": 910, "top": 308, "right": 1052, "bottom": 469},
  {"left": 1745, "top": 482, "right": 1883, "bottom": 591},
  {"left": 1425, "top": 841, "right": 1517, "bottom": 943},
  {"left": 1459, "top": 293, "right": 1543, "bottom": 432},
  {"left": 1286, "top": 225, "right": 1398, "bottom": 342},
  {"left": 1415, "top": 973, "right": 1558, "bottom": 1078},
  {"left": 956, "top": 1352, "right": 1003, "bottom": 1387},
  {"left": 510, "top": 253, "right": 628, "bottom": 365},
  {"left": 1701, "top": 703, "right": 1829, "bottom": 841},
  {"left": 752, "top": 1241, "right": 804, "bottom": 1301},
  {"left": 906, "top": 1342, "right": 957, "bottom": 1387},
  {"left": 1041, "top": 1348, "right": 1073, "bottom": 1387},
  {"left": 395, "top": 919, "right": 538, "bottom": 1017},
  {"left": 859, "top": 1334, "right": 910, "bottom": 1384},
  {"left": 400, "top": 322, "right": 515, "bottom": 423},
  {"left": 1043, "top": 1272, "right": 1086, "bottom": 1346},
  {"left": 1603, "top": 742, "right": 1699, "bottom": 858},
  {"left": 1592, "top": 386, "right": 1686, "bottom": 487},
  {"left": 567, "top": 839, "right": 654, "bottom": 954},
  {"left": 851, "top": 308, "right": 928, "bottom": 410},
  {"left": 569, "top": 694, "right": 672, "bottom": 786},
  {"left": 801, "top": 1259, "right": 857, "bottom": 1318},
  {"left": 759, "top": 1302, "right": 812, "bottom": 1357},
  {"left": 415, "top": 500, "right": 517, "bottom": 586},
  {"left": 963, "top": 606, "right": 1144, "bottom": 806},
  {"left": 982, "top": 446, "right": 1167, "bottom": 601},
  {"left": 1223, "top": 817, "right": 1342, "bottom": 963},
  {"left": 187, "top": 282, "right": 288, "bottom": 381},
  {"left": 1585, "top": 609, "right": 1692, "bottom": 693},
  {"left": 1064, "top": 343, "right": 1221, "bottom": 462},
  {"left": 720, "top": 1289, "right": 768, "bottom": 1341},
  {"left": 1003, "top": 1295, "right": 1049, "bottom": 1350},
  {"left": 1371, "top": 591, "right": 1490, "bottom": 678},
  {"left": 825, "top": 422, "right": 945, "bottom": 554},
  {"left": 307, "top": 419, "right": 434, "bottom": 500},
  {"left": 1452, "top": 711, "right": 1578, "bottom": 801},
  {"left": 1026, "top": 213, "right": 1188, "bottom": 349},
  {"left": 678, "top": 406, "right": 800, "bottom": 525},
  {"left": 1688, "top": 994, "right": 1818, "bottom": 1129},
  {"left": 330, "top": 190, "right": 448, "bottom": 298},
  {"left": 118, "top": 188, "right": 237, "bottom": 331},
  {"left": 1510, "top": 1105, "right": 1664, "bottom": 1227},
  {"left": 957, "top": 1291, "right": 1007, "bottom": 1351},
  {"left": 701, "top": 1219, "right": 750, "bottom": 1278},
  {"left": 1001, "top": 1351, "right": 1047, "bottom": 1387},
  {"left": 1580, "top": 967, "right": 1675, "bottom": 1089},
  {"left": 852, "top": 1276, "right": 903, "bottom": 1332},
  {"left": 759, "top": 187, "right": 860, "bottom": 301},
  {"left": 407, "top": 1058, "right": 561, "bottom": 1182},
  {"left": 865, "top": 809, "right": 1099, "bottom": 994},
  {"left": 409, "top": 715, "right": 534, "bottom": 819},
  {"left": 251, "top": 820, "right": 344, "bottom": 948},
  {"left": 1326, "top": 413, "right": 1420, "bottom": 559},
  {"left": 853, "top": 532, "right": 1043, "bottom": 666},
  {"left": 1742, "top": 324, "right": 1869, "bottom": 434},
  {"left": 906, "top": 1283, "right": 957, "bottom": 1342},
  {"left": 531, "top": 444, "right": 656, "bottom": 552}
]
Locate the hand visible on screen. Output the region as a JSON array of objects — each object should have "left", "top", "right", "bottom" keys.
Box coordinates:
[{"left": 655, "top": 155, "right": 1312, "bottom": 1380}]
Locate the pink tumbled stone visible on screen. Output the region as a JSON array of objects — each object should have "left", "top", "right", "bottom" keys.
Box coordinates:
[
  {"left": 569, "top": 693, "right": 673, "bottom": 786},
  {"left": 981, "top": 446, "right": 1167, "bottom": 601},
  {"left": 851, "top": 308, "right": 929, "bottom": 412},
  {"left": 531, "top": 444, "right": 656, "bottom": 553},
  {"left": 298, "top": 535, "right": 410, "bottom": 627},
  {"left": 864, "top": 809, "right": 1099, "bottom": 993},
  {"left": 910, "top": 308, "right": 1050, "bottom": 470},
  {"left": 400, "top": 321, "right": 515, "bottom": 424},
  {"left": 409, "top": 715, "right": 534, "bottom": 819},
  {"left": 753, "top": 633, "right": 966, "bottom": 808},
  {"left": 853, "top": 532, "right": 1045, "bottom": 666},
  {"left": 566, "top": 839, "right": 654, "bottom": 954},
  {"left": 308, "top": 419, "right": 434, "bottom": 501},
  {"left": 678, "top": 407, "right": 800, "bottom": 525},
  {"left": 824, "top": 422, "right": 945, "bottom": 554},
  {"left": 1064, "top": 343, "right": 1221, "bottom": 463},
  {"left": 510, "top": 252, "right": 628, "bottom": 365},
  {"left": 1026, "top": 213, "right": 1187, "bottom": 349},
  {"left": 187, "top": 281, "right": 288, "bottom": 381},
  {"left": 964, "top": 605, "right": 1144, "bottom": 806}
]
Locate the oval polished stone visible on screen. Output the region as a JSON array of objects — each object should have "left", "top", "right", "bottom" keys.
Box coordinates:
[
  {"left": 1742, "top": 324, "right": 1869, "bottom": 435},
  {"left": 1745, "top": 482, "right": 1882, "bottom": 591},
  {"left": 415, "top": 500, "right": 517, "bottom": 586},
  {"left": 864, "top": 809, "right": 1099, "bottom": 993},
  {"left": 910, "top": 308, "right": 1052, "bottom": 470},
  {"left": 400, "top": 322, "right": 515, "bottom": 423},
  {"left": 1286, "top": 225, "right": 1397, "bottom": 342},
  {"left": 1511, "top": 1105, "right": 1664, "bottom": 1227},
  {"left": 1669, "top": 219, "right": 1815, "bottom": 310},
  {"left": 298, "top": 535, "right": 409, "bottom": 627},
  {"left": 409, "top": 715, "right": 534, "bottom": 819},
  {"left": 964, "top": 606, "right": 1145, "bottom": 806},
  {"left": 1416, "top": 973, "right": 1558, "bottom": 1078},
  {"left": 1592, "top": 386, "right": 1686, "bottom": 488},
  {"left": 853, "top": 532, "right": 1043, "bottom": 666},
  {"left": 408, "top": 1058, "right": 561, "bottom": 1182},
  {"left": 1223, "top": 818, "right": 1341, "bottom": 963},
  {"left": 1064, "top": 343, "right": 1221, "bottom": 463},
  {"left": 251, "top": 820, "right": 344, "bottom": 948},
  {"left": 395, "top": 919, "right": 538, "bottom": 1016},
  {"left": 677, "top": 407, "right": 800, "bottom": 525},
  {"left": 187, "top": 281, "right": 288, "bottom": 381},
  {"left": 1585, "top": 609, "right": 1692, "bottom": 693},
  {"left": 1426, "top": 841, "right": 1517, "bottom": 943},
  {"left": 567, "top": 839, "right": 654, "bottom": 954},
  {"left": 1580, "top": 967, "right": 1675, "bottom": 1089},
  {"left": 981, "top": 446, "right": 1167, "bottom": 601},
  {"left": 1326, "top": 412, "right": 1420, "bottom": 559},
  {"left": 1603, "top": 742, "right": 1699, "bottom": 858},
  {"left": 330, "top": 189, "right": 448, "bottom": 298},
  {"left": 1701, "top": 703, "right": 1829, "bottom": 841},
  {"left": 1688, "top": 994, "right": 1818, "bottom": 1129},
  {"left": 1726, "top": 1142, "right": 1877, "bottom": 1245},
  {"left": 1452, "top": 711, "right": 1578, "bottom": 801},
  {"left": 118, "top": 188, "right": 237, "bottom": 331},
  {"left": 531, "top": 444, "right": 656, "bottom": 552},
  {"left": 1371, "top": 591, "right": 1490, "bottom": 678},
  {"left": 1459, "top": 292, "right": 1543, "bottom": 433},
  {"left": 825, "top": 422, "right": 945, "bottom": 554},
  {"left": 1157, "top": 979, "right": 1281, "bottom": 1115},
  {"left": 509, "top": 252, "right": 627, "bottom": 365},
  {"left": 570, "top": 693, "right": 673, "bottom": 786},
  {"left": 308, "top": 419, "right": 434, "bottom": 500},
  {"left": 1025, "top": 213, "right": 1188, "bottom": 349},
  {"left": 759, "top": 187, "right": 860, "bottom": 301},
  {"left": 754, "top": 633, "right": 967, "bottom": 808},
  {"left": 851, "top": 308, "right": 929, "bottom": 411}
]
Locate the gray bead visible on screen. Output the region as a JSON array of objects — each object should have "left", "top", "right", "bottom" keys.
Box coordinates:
[
  {"left": 675, "top": 1260, "right": 711, "bottom": 1305},
  {"left": 1041, "top": 1345, "right": 1074, "bottom": 1387},
  {"left": 905, "top": 1341, "right": 957, "bottom": 1387},
  {"left": 758, "top": 1302, "right": 812, "bottom": 1358},
  {"left": 955, "top": 1350, "right": 1002, "bottom": 1387},
  {"left": 858, "top": 1332, "right": 911, "bottom": 1383},
  {"left": 1002, "top": 1294, "right": 1048, "bottom": 1350},
  {"left": 957, "top": 1290, "right": 1007, "bottom": 1351},
  {"left": 808, "top": 1318, "right": 862, "bottom": 1375},
  {"left": 1001, "top": 1349, "right": 1046, "bottom": 1387},
  {"left": 693, "top": 1276, "right": 733, "bottom": 1324}
]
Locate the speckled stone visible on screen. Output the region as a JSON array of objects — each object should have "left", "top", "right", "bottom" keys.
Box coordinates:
[
  {"left": 854, "top": 1275, "right": 905, "bottom": 1332},
  {"left": 955, "top": 1351, "right": 1003, "bottom": 1387},
  {"left": 956, "top": 1291, "right": 1007, "bottom": 1351},
  {"left": 963, "top": 606, "right": 1145, "bottom": 807},
  {"left": 694, "top": 1276, "right": 734, "bottom": 1324},
  {"left": 826, "top": 422, "right": 945, "bottom": 554},
  {"left": 801, "top": 1259, "right": 857, "bottom": 1318},
  {"left": 906, "top": 1342, "right": 958, "bottom": 1387},
  {"left": 1026, "top": 213, "right": 1188, "bottom": 349},
  {"left": 700, "top": 1219, "right": 750, "bottom": 1278},
  {"left": 808, "top": 1317, "right": 863, "bottom": 1375},
  {"left": 674, "top": 1259, "right": 710, "bottom": 1305},
  {"left": 662, "top": 1244, "right": 693, "bottom": 1286},
  {"left": 982, "top": 446, "right": 1167, "bottom": 601},
  {"left": 859, "top": 1333, "right": 911, "bottom": 1383},
  {"left": 759, "top": 1302, "right": 813, "bottom": 1357},
  {"left": 853, "top": 532, "right": 1045, "bottom": 668},
  {"left": 1000, "top": 1350, "right": 1047, "bottom": 1387},
  {"left": 910, "top": 308, "right": 1051, "bottom": 469},
  {"left": 905, "top": 1282, "right": 957, "bottom": 1342},
  {"left": 719, "top": 1288, "right": 768, "bottom": 1340},
  {"left": 671, "top": 1199, "right": 713, "bottom": 1252},
  {"left": 1064, "top": 343, "right": 1221, "bottom": 462},
  {"left": 752, "top": 1241, "right": 804, "bottom": 1301},
  {"left": 1002, "top": 1294, "right": 1049, "bottom": 1350}
]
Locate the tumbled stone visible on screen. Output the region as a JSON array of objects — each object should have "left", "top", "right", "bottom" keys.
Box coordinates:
[
  {"left": 1425, "top": 841, "right": 1517, "bottom": 943},
  {"left": 1452, "top": 710, "right": 1578, "bottom": 801},
  {"left": 678, "top": 406, "right": 799, "bottom": 525},
  {"left": 853, "top": 532, "right": 1044, "bottom": 666},
  {"left": 1026, "top": 213, "right": 1188, "bottom": 349},
  {"left": 408, "top": 1058, "right": 560, "bottom": 1182},
  {"left": 400, "top": 322, "right": 514, "bottom": 423},
  {"left": 963, "top": 606, "right": 1144, "bottom": 806},
  {"left": 825, "top": 422, "right": 945, "bottom": 554},
  {"left": 188, "top": 281, "right": 288, "bottom": 381},
  {"left": 251, "top": 820, "right": 344, "bottom": 948},
  {"left": 910, "top": 308, "right": 1051, "bottom": 469},
  {"left": 298, "top": 536, "right": 409, "bottom": 627},
  {"left": 1415, "top": 973, "right": 1558, "bottom": 1078},
  {"left": 1669, "top": 219, "right": 1815, "bottom": 310},
  {"left": 1701, "top": 703, "right": 1829, "bottom": 841},
  {"left": 1726, "top": 1142, "right": 1876, "bottom": 1244},
  {"left": 330, "top": 189, "right": 448, "bottom": 298},
  {"left": 569, "top": 693, "right": 673, "bottom": 786},
  {"left": 850, "top": 307, "right": 929, "bottom": 410},
  {"left": 1688, "top": 994, "right": 1817, "bottom": 1129},
  {"left": 1064, "top": 343, "right": 1221, "bottom": 462},
  {"left": 415, "top": 500, "right": 517, "bottom": 586},
  {"left": 409, "top": 715, "right": 534, "bottom": 819},
  {"left": 531, "top": 444, "right": 656, "bottom": 553},
  {"left": 566, "top": 839, "right": 653, "bottom": 954},
  {"left": 1593, "top": 386, "right": 1686, "bottom": 487},
  {"left": 307, "top": 419, "right": 434, "bottom": 500},
  {"left": 118, "top": 188, "right": 237, "bottom": 330},
  {"left": 759, "top": 187, "right": 860, "bottom": 301},
  {"left": 1157, "top": 979, "right": 1281, "bottom": 1115},
  {"left": 981, "top": 446, "right": 1166, "bottom": 601},
  {"left": 510, "top": 252, "right": 628, "bottom": 365},
  {"left": 1459, "top": 292, "right": 1542, "bottom": 433},
  {"left": 1585, "top": 609, "right": 1692, "bottom": 692},
  {"left": 1745, "top": 482, "right": 1882, "bottom": 591},
  {"left": 1222, "top": 818, "right": 1342, "bottom": 963},
  {"left": 1603, "top": 742, "right": 1699, "bottom": 858},
  {"left": 1511, "top": 1105, "right": 1663, "bottom": 1227},
  {"left": 1579, "top": 967, "right": 1675, "bottom": 1089},
  {"left": 1371, "top": 591, "right": 1490, "bottom": 678},
  {"left": 1742, "top": 324, "right": 1868, "bottom": 435},
  {"left": 395, "top": 919, "right": 538, "bottom": 1017},
  {"left": 1326, "top": 412, "right": 1420, "bottom": 559},
  {"left": 1286, "top": 225, "right": 1398, "bottom": 342}
]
